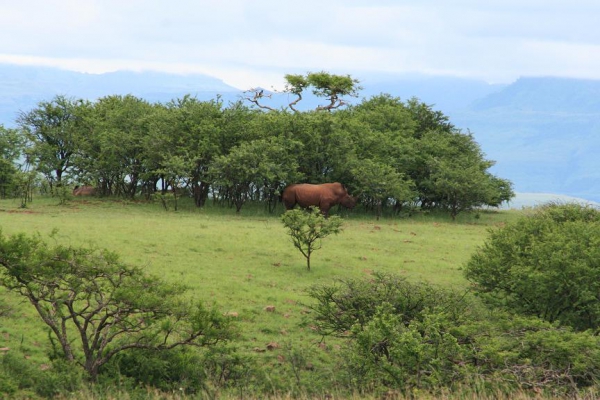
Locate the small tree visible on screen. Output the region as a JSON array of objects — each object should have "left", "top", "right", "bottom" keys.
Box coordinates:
[
  {"left": 0, "top": 230, "right": 234, "bottom": 381},
  {"left": 281, "top": 207, "right": 343, "bottom": 270}
]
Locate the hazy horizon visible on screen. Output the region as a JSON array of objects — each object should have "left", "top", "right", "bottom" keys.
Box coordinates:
[{"left": 2, "top": 1, "right": 600, "bottom": 90}]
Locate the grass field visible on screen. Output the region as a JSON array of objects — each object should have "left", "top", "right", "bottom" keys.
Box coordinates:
[{"left": 0, "top": 195, "right": 523, "bottom": 396}]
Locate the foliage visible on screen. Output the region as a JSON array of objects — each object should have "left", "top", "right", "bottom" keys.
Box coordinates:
[
  {"left": 307, "top": 272, "right": 600, "bottom": 397},
  {"left": 210, "top": 136, "right": 302, "bottom": 213},
  {"left": 464, "top": 202, "right": 600, "bottom": 331},
  {"left": 282, "top": 71, "right": 361, "bottom": 112},
  {"left": 0, "top": 125, "right": 25, "bottom": 199},
  {"left": 4, "top": 76, "right": 513, "bottom": 219},
  {"left": 344, "top": 303, "right": 471, "bottom": 395},
  {"left": 351, "top": 159, "right": 416, "bottom": 219},
  {"left": 307, "top": 272, "right": 470, "bottom": 337},
  {"left": 0, "top": 229, "right": 234, "bottom": 382},
  {"left": 280, "top": 207, "right": 343, "bottom": 270},
  {"left": 73, "top": 94, "right": 155, "bottom": 198},
  {"left": 470, "top": 315, "right": 600, "bottom": 395},
  {"left": 0, "top": 350, "right": 85, "bottom": 398},
  {"left": 17, "top": 95, "right": 79, "bottom": 193}
]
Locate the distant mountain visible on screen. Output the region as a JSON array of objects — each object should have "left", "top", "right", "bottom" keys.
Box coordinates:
[
  {"left": 452, "top": 77, "right": 600, "bottom": 203},
  {"left": 471, "top": 77, "right": 600, "bottom": 113},
  {"left": 0, "top": 65, "right": 598, "bottom": 203},
  {"left": 0, "top": 65, "right": 240, "bottom": 126},
  {"left": 358, "top": 73, "right": 507, "bottom": 114}
]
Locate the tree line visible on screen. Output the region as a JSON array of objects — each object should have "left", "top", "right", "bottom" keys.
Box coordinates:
[{"left": 0, "top": 75, "right": 514, "bottom": 218}]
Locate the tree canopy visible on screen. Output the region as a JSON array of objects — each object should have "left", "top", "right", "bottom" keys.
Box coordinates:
[
  {"left": 464, "top": 202, "right": 600, "bottom": 331},
  {"left": 5, "top": 72, "right": 513, "bottom": 218}
]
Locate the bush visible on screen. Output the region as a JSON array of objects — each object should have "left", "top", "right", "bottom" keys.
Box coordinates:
[
  {"left": 467, "top": 314, "right": 600, "bottom": 397},
  {"left": 0, "top": 229, "right": 235, "bottom": 382},
  {"left": 341, "top": 303, "right": 472, "bottom": 395},
  {"left": 0, "top": 350, "right": 84, "bottom": 398},
  {"left": 464, "top": 202, "right": 600, "bottom": 331},
  {"left": 307, "top": 272, "right": 600, "bottom": 397},
  {"left": 104, "top": 347, "right": 207, "bottom": 394},
  {"left": 306, "top": 271, "right": 472, "bottom": 337},
  {"left": 307, "top": 273, "right": 475, "bottom": 395}
]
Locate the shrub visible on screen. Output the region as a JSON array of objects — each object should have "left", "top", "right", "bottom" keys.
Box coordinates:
[
  {"left": 464, "top": 202, "right": 600, "bottom": 331},
  {"left": 307, "top": 273, "right": 475, "bottom": 395},
  {"left": 0, "top": 350, "right": 85, "bottom": 398},
  {"left": 307, "top": 272, "right": 600, "bottom": 397},
  {"left": 306, "top": 271, "right": 472, "bottom": 337},
  {"left": 104, "top": 347, "right": 207, "bottom": 394},
  {"left": 342, "top": 303, "right": 472, "bottom": 395},
  {"left": 468, "top": 314, "right": 600, "bottom": 397},
  {"left": 0, "top": 229, "right": 235, "bottom": 382}
]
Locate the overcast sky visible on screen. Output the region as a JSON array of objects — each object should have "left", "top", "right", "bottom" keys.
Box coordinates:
[{"left": 1, "top": 0, "right": 600, "bottom": 90}]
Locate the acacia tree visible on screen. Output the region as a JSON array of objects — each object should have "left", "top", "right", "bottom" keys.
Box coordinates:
[
  {"left": 284, "top": 71, "right": 361, "bottom": 112},
  {"left": 281, "top": 207, "right": 343, "bottom": 270},
  {"left": 245, "top": 71, "right": 361, "bottom": 112},
  {"left": 0, "top": 230, "right": 234, "bottom": 382}
]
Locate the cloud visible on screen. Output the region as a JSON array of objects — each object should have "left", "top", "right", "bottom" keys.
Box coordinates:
[{"left": 1, "top": 1, "right": 600, "bottom": 88}]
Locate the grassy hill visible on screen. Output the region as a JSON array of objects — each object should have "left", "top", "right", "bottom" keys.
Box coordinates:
[{"left": 0, "top": 196, "right": 519, "bottom": 395}]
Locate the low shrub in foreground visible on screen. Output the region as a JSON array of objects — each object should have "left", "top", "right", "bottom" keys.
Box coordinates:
[
  {"left": 465, "top": 202, "right": 600, "bottom": 331},
  {"left": 307, "top": 272, "right": 600, "bottom": 398}
]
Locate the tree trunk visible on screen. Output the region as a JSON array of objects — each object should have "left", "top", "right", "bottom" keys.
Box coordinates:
[{"left": 194, "top": 182, "right": 210, "bottom": 207}]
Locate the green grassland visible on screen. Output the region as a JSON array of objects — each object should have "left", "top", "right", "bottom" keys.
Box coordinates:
[{"left": 0, "top": 196, "right": 522, "bottom": 396}]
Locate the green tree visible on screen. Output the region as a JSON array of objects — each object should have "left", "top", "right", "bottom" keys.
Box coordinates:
[
  {"left": 293, "top": 111, "right": 357, "bottom": 184},
  {"left": 351, "top": 159, "right": 416, "bottom": 219},
  {"left": 486, "top": 175, "right": 515, "bottom": 208},
  {"left": 281, "top": 207, "right": 343, "bottom": 270},
  {"left": 71, "top": 95, "right": 153, "bottom": 197},
  {"left": 417, "top": 129, "right": 512, "bottom": 218},
  {"left": 0, "top": 230, "right": 234, "bottom": 382},
  {"left": 0, "top": 125, "right": 25, "bottom": 198},
  {"left": 464, "top": 202, "right": 600, "bottom": 331},
  {"left": 246, "top": 110, "right": 305, "bottom": 211},
  {"left": 427, "top": 156, "right": 495, "bottom": 220},
  {"left": 404, "top": 97, "right": 455, "bottom": 138},
  {"left": 282, "top": 71, "right": 361, "bottom": 112},
  {"left": 159, "top": 96, "right": 225, "bottom": 207},
  {"left": 210, "top": 137, "right": 301, "bottom": 213},
  {"left": 17, "top": 95, "right": 80, "bottom": 193}
]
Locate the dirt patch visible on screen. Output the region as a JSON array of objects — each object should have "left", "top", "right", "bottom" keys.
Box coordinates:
[{"left": 5, "top": 209, "right": 37, "bottom": 214}]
